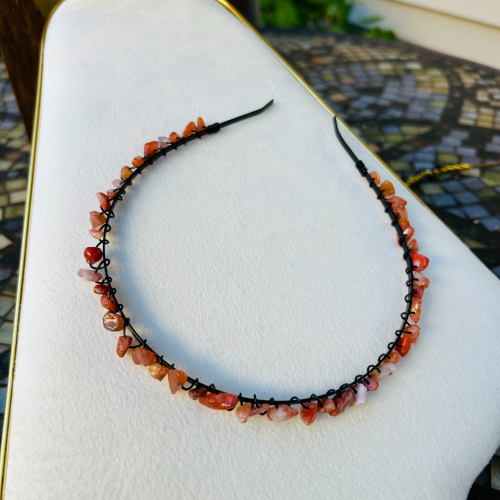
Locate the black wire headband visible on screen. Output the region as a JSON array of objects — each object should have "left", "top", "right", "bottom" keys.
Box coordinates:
[{"left": 78, "top": 101, "right": 430, "bottom": 424}]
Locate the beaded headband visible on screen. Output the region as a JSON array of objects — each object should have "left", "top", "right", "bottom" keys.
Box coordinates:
[{"left": 78, "top": 101, "right": 429, "bottom": 425}]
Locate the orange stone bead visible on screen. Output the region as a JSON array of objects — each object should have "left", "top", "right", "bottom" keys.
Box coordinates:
[
  {"left": 90, "top": 211, "right": 106, "bottom": 228},
  {"left": 249, "top": 404, "right": 271, "bottom": 416},
  {"left": 196, "top": 117, "right": 206, "bottom": 131},
  {"left": 121, "top": 166, "right": 133, "bottom": 179},
  {"left": 189, "top": 386, "right": 208, "bottom": 400},
  {"left": 89, "top": 229, "right": 104, "bottom": 240},
  {"left": 410, "top": 297, "right": 422, "bottom": 323},
  {"left": 384, "top": 350, "right": 401, "bottom": 364},
  {"left": 414, "top": 272, "right": 430, "bottom": 289},
  {"left": 405, "top": 324, "right": 421, "bottom": 343},
  {"left": 182, "top": 122, "right": 196, "bottom": 138},
  {"left": 369, "top": 171, "right": 380, "bottom": 185},
  {"left": 101, "top": 295, "right": 117, "bottom": 311},
  {"left": 116, "top": 335, "right": 132, "bottom": 357},
  {"left": 408, "top": 239, "right": 419, "bottom": 253},
  {"left": 379, "top": 180, "right": 395, "bottom": 197},
  {"left": 386, "top": 195, "right": 407, "bottom": 207},
  {"left": 149, "top": 363, "right": 169, "bottom": 381},
  {"left": 96, "top": 192, "right": 111, "bottom": 210},
  {"left": 169, "top": 132, "right": 181, "bottom": 143},
  {"left": 144, "top": 141, "right": 159, "bottom": 157},
  {"left": 396, "top": 334, "right": 412, "bottom": 356},
  {"left": 399, "top": 221, "right": 414, "bottom": 242},
  {"left": 132, "top": 346, "right": 157, "bottom": 366},
  {"left": 168, "top": 369, "right": 188, "bottom": 394},
  {"left": 236, "top": 402, "right": 252, "bottom": 423},
  {"left": 199, "top": 392, "right": 239, "bottom": 410},
  {"left": 300, "top": 402, "right": 318, "bottom": 426},
  {"left": 393, "top": 205, "right": 408, "bottom": 222},
  {"left": 94, "top": 284, "right": 109, "bottom": 294},
  {"left": 84, "top": 246, "right": 103, "bottom": 265},
  {"left": 411, "top": 253, "right": 429, "bottom": 272},
  {"left": 317, "top": 398, "right": 336, "bottom": 413},
  {"left": 414, "top": 287, "right": 424, "bottom": 299},
  {"left": 103, "top": 311, "right": 124, "bottom": 331},
  {"left": 132, "top": 156, "right": 145, "bottom": 167},
  {"left": 267, "top": 405, "right": 298, "bottom": 422},
  {"left": 330, "top": 389, "right": 354, "bottom": 417}
]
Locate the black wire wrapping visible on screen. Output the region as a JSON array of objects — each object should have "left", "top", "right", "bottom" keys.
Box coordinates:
[{"left": 88, "top": 105, "right": 417, "bottom": 412}]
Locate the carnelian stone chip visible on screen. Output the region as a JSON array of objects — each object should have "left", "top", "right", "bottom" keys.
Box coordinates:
[
  {"left": 96, "top": 192, "right": 110, "bottom": 210},
  {"left": 116, "top": 336, "right": 132, "bottom": 357},
  {"left": 103, "top": 311, "right": 124, "bottom": 331},
  {"left": 84, "top": 246, "right": 102, "bottom": 265},
  {"left": 300, "top": 402, "right": 318, "bottom": 426},
  {"left": 149, "top": 363, "right": 169, "bottom": 381},
  {"left": 237, "top": 402, "right": 252, "bottom": 423},
  {"left": 94, "top": 284, "right": 109, "bottom": 295},
  {"left": 144, "top": 141, "right": 159, "bottom": 157},
  {"left": 101, "top": 295, "right": 117, "bottom": 311},
  {"left": 411, "top": 253, "right": 429, "bottom": 272},
  {"left": 90, "top": 211, "right": 106, "bottom": 228},
  {"left": 132, "top": 346, "right": 157, "bottom": 366},
  {"left": 132, "top": 156, "right": 145, "bottom": 167},
  {"left": 189, "top": 386, "right": 208, "bottom": 400},
  {"left": 396, "top": 334, "right": 412, "bottom": 356},
  {"left": 379, "top": 180, "right": 395, "bottom": 197},
  {"left": 199, "top": 392, "right": 239, "bottom": 410},
  {"left": 169, "top": 132, "right": 181, "bottom": 143},
  {"left": 196, "top": 117, "right": 206, "bottom": 131},
  {"left": 182, "top": 122, "right": 196, "bottom": 138},
  {"left": 168, "top": 369, "right": 188, "bottom": 394},
  {"left": 121, "top": 166, "right": 133, "bottom": 179},
  {"left": 369, "top": 171, "right": 380, "bottom": 185}
]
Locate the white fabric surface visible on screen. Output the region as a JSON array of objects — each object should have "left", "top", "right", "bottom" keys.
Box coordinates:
[{"left": 4, "top": 0, "right": 500, "bottom": 498}]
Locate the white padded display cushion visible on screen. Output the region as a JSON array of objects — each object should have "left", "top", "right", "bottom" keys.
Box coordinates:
[{"left": 5, "top": 0, "right": 500, "bottom": 498}]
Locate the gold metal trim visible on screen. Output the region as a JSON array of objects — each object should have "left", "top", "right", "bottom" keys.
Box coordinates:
[
  {"left": 0, "top": 0, "right": 437, "bottom": 493},
  {"left": 0, "top": 0, "right": 67, "bottom": 494}
]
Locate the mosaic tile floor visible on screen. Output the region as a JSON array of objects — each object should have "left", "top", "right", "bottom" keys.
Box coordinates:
[{"left": 264, "top": 29, "right": 500, "bottom": 279}]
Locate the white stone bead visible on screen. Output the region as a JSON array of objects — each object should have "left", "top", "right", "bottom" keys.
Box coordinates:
[{"left": 353, "top": 384, "right": 367, "bottom": 405}]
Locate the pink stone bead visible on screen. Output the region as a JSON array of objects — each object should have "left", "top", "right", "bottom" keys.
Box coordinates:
[
  {"left": 116, "top": 336, "right": 132, "bottom": 357},
  {"left": 237, "top": 402, "right": 252, "bottom": 423},
  {"left": 405, "top": 324, "right": 421, "bottom": 343},
  {"left": 386, "top": 195, "right": 407, "bottom": 207},
  {"left": 90, "top": 211, "right": 106, "bottom": 228},
  {"left": 363, "top": 378, "right": 379, "bottom": 391},
  {"left": 317, "top": 398, "right": 336, "bottom": 413},
  {"left": 369, "top": 171, "right": 380, "bottom": 185},
  {"left": 96, "top": 192, "right": 110, "bottom": 211},
  {"left": 414, "top": 287, "right": 424, "bottom": 299},
  {"left": 410, "top": 297, "right": 422, "bottom": 323},
  {"left": 112, "top": 179, "right": 123, "bottom": 188},
  {"left": 107, "top": 189, "right": 118, "bottom": 199},
  {"left": 267, "top": 405, "right": 298, "bottom": 422},
  {"left": 408, "top": 239, "right": 419, "bottom": 253},
  {"left": 168, "top": 369, "right": 188, "bottom": 394},
  {"left": 132, "top": 346, "right": 157, "bottom": 366},
  {"left": 249, "top": 404, "right": 271, "bottom": 416},
  {"left": 414, "top": 272, "right": 430, "bottom": 289},
  {"left": 300, "top": 402, "right": 318, "bottom": 425},
  {"left": 89, "top": 229, "right": 104, "bottom": 240},
  {"left": 353, "top": 384, "right": 367, "bottom": 405},
  {"left": 370, "top": 363, "right": 396, "bottom": 382},
  {"left": 78, "top": 269, "right": 103, "bottom": 281},
  {"left": 158, "top": 136, "right": 169, "bottom": 148}
]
